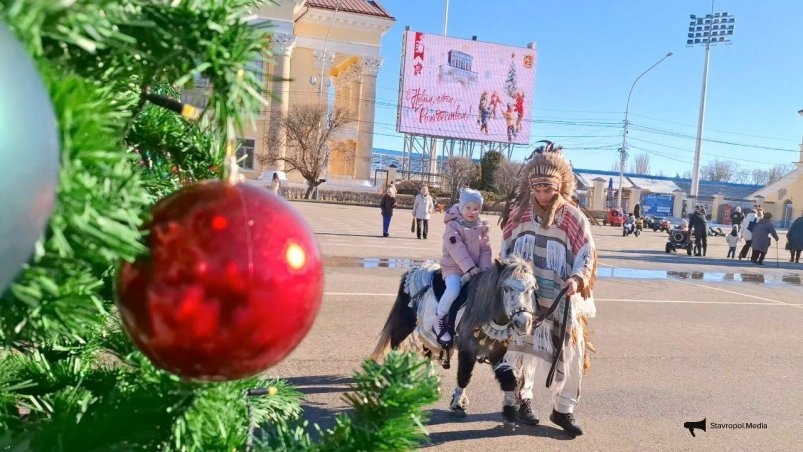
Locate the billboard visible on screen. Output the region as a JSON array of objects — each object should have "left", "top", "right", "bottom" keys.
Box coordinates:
[
  {"left": 397, "top": 31, "right": 537, "bottom": 144},
  {"left": 640, "top": 193, "right": 674, "bottom": 217}
]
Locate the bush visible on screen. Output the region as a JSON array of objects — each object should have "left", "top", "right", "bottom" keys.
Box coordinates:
[
  {"left": 273, "top": 186, "right": 509, "bottom": 214},
  {"left": 394, "top": 180, "right": 425, "bottom": 196}
]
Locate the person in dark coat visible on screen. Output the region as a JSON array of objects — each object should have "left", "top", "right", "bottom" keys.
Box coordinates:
[
  {"left": 689, "top": 207, "right": 708, "bottom": 256},
  {"left": 379, "top": 187, "right": 397, "bottom": 237},
  {"left": 785, "top": 215, "right": 803, "bottom": 263},
  {"left": 730, "top": 206, "right": 745, "bottom": 228},
  {"left": 750, "top": 212, "right": 779, "bottom": 265}
]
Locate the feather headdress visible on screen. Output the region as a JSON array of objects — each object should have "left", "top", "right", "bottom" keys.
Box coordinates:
[{"left": 500, "top": 140, "right": 575, "bottom": 230}]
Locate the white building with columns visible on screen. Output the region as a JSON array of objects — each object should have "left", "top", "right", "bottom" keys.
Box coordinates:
[{"left": 241, "top": 0, "right": 394, "bottom": 183}]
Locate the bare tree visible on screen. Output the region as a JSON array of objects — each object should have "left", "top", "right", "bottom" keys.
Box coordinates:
[
  {"left": 767, "top": 163, "right": 795, "bottom": 185},
  {"left": 632, "top": 153, "right": 650, "bottom": 174},
  {"left": 269, "top": 104, "right": 351, "bottom": 198},
  {"left": 441, "top": 157, "right": 478, "bottom": 203},
  {"left": 493, "top": 158, "right": 523, "bottom": 196},
  {"left": 701, "top": 159, "right": 739, "bottom": 182},
  {"left": 730, "top": 169, "right": 752, "bottom": 184},
  {"left": 750, "top": 168, "right": 768, "bottom": 185}
]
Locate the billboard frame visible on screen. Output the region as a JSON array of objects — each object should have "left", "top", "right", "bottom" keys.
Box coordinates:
[{"left": 396, "top": 29, "right": 536, "bottom": 145}]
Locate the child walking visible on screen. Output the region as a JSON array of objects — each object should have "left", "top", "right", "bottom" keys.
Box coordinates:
[
  {"left": 434, "top": 188, "right": 492, "bottom": 343},
  {"left": 726, "top": 225, "right": 740, "bottom": 258}
]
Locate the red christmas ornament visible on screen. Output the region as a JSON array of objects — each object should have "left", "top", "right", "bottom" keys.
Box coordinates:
[{"left": 117, "top": 180, "right": 323, "bottom": 381}]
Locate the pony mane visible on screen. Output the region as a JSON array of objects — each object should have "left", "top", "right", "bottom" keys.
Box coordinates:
[{"left": 459, "top": 256, "right": 534, "bottom": 331}]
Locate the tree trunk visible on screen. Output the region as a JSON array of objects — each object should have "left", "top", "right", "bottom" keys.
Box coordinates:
[{"left": 304, "top": 182, "right": 314, "bottom": 199}]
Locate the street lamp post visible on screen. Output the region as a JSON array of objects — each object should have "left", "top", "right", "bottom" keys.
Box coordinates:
[
  {"left": 311, "top": 0, "right": 341, "bottom": 198},
  {"left": 686, "top": 6, "right": 736, "bottom": 198},
  {"left": 617, "top": 52, "right": 673, "bottom": 209}
]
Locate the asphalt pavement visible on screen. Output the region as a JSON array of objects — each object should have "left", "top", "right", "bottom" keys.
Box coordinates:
[{"left": 268, "top": 201, "right": 803, "bottom": 452}]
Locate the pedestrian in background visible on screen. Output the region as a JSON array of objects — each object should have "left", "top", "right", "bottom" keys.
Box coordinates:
[
  {"left": 785, "top": 215, "right": 803, "bottom": 263},
  {"left": 269, "top": 172, "right": 281, "bottom": 196},
  {"left": 412, "top": 185, "right": 435, "bottom": 239},
  {"left": 379, "top": 187, "right": 396, "bottom": 238},
  {"left": 750, "top": 212, "right": 778, "bottom": 265},
  {"left": 738, "top": 207, "right": 762, "bottom": 260},
  {"left": 725, "top": 225, "right": 740, "bottom": 259}
]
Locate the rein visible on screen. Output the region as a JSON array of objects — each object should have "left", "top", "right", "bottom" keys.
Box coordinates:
[{"left": 533, "top": 286, "right": 570, "bottom": 326}]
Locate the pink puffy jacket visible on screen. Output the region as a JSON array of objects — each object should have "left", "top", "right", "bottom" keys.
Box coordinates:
[{"left": 440, "top": 205, "right": 492, "bottom": 278}]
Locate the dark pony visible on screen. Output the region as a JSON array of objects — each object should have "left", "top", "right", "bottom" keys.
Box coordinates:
[{"left": 372, "top": 256, "right": 536, "bottom": 416}]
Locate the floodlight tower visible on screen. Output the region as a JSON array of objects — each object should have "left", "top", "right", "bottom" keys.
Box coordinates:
[
  {"left": 443, "top": 0, "right": 449, "bottom": 35},
  {"left": 686, "top": 6, "right": 736, "bottom": 198}
]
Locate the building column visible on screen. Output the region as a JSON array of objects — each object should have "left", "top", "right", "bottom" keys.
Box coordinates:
[
  {"left": 673, "top": 191, "right": 686, "bottom": 218},
  {"left": 711, "top": 194, "right": 724, "bottom": 222},
  {"left": 332, "top": 62, "right": 363, "bottom": 177},
  {"left": 592, "top": 178, "right": 606, "bottom": 211},
  {"left": 268, "top": 33, "right": 297, "bottom": 172},
  {"left": 356, "top": 56, "right": 383, "bottom": 181},
  {"left": 630, "top": 188, "right": 642, "bottom": 212}
]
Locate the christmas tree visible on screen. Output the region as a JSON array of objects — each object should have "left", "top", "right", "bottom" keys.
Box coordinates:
[
  {"left": 504, "top": 53, "right": 518, "bottom": 99},
  {"left": 0, "top": 1, "right": 438, "bottom": 450}
]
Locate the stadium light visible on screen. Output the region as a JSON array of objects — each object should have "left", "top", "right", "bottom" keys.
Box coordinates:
[
  {"left": 687, "top": 8, "right": 736, "bottom": 198},
  {"left": 617, "top": 52, "right": 672, "bottom": 210}
]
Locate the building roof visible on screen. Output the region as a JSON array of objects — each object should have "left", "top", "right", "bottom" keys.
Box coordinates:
[
  {"left": 745, "top": 167, "right": 801, "bottom": 200},
  {"left": 627, "top": 176, "right": 682, "bottom": 194},
  {"left": 573, "top": 168, "right": 763, "bottom": 200},
  {"left": 574, "top": 172, "right": 634, "bottom": 190},
  {"left": 671, "top": 179, "right": 763, "bottom": 201},
  {"left": 306, "top": 0, "right": 394, "bottom": 19}
]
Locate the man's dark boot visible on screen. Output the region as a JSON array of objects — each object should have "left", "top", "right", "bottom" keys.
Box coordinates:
[
  {"left": 550, "top": 410, "right": 584, "bottom": 437},
  {"left": 703, "top": 245, "right": 707, "bottom": 256},
  {"left": 502, "top": 405, "right": 517, "bottom": 424},
  {"left": 517, "top": 399, "right": 539, "bottom": 425}
]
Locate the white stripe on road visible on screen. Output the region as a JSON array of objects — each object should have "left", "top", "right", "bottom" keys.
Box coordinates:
[
  {"left": 319, "top": 244, "right": 437, "bottom": 250},
  {"left": 680, "top": 281, "right": 803, "bottom": 309}
]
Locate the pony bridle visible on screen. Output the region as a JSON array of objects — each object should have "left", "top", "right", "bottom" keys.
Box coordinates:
[
  {"left": 502, "top": 276, "right": 536, "bottom": 319},
  {"left": 473, "top": 275, "right": 536, "bottom": 345}
]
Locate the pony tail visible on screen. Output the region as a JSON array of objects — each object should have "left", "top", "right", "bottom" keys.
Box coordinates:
[{"left": 371, "top": 271, "right": 413, "bottom": 361}]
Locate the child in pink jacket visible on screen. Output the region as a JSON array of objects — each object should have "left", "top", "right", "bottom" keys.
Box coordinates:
[{"left": 433, "top": 188, "right": 492, "bottom": 343}]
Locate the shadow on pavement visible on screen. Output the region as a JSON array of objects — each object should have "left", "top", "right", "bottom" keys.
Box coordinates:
[
  {"left": 284, "top": 375, "right": 354, "bottom": 395},
  {"left": 423, "top": 409, "right": 573, "bottom": 446}
]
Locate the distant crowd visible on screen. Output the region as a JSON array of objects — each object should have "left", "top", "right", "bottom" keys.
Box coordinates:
[{"left": 630, "top": 204, "right": 803, "bottom": 264}]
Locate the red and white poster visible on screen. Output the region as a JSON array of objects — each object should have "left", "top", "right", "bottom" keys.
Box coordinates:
[{"left": 397, "top": 30, "right": 537, "bottom": 144}]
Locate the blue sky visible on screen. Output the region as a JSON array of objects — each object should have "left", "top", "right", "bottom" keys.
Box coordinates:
[{"left": 371, "top": 0, "right": 803, "bottom": 177}]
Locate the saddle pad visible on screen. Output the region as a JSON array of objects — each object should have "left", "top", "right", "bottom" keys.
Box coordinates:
[{"left": 404, "top": 263, "right": 441, "bottom": 298}]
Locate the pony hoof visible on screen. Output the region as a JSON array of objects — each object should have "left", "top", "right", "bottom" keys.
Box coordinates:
[{"left": 442, "top": 362, "right": 451, "bottom": 369}]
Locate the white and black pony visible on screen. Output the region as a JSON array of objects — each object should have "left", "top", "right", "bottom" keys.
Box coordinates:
[{"left": 371, "top": 256, "right": 537, "bottom": 417}]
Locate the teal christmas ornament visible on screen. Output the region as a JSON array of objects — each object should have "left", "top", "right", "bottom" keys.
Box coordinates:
[{"left": 0, "top": 23, "right": 60, "bottom": 294}]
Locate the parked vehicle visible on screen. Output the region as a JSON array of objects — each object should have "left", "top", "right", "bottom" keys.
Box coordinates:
[
  {"left": 665, "top": 227, "right": 694, "bottom": 255},
  {"left": 623, "top": 221, "right": 640, "bottom": 237},
  {"left": 707, "top": 226, "right": 726, "bottom": 237},
  {"left": 603, "top": 208, "right": 626, "bottom": 227}
]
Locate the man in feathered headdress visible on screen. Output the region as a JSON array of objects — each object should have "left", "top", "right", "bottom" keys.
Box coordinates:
[{"left": 496, "top": 141, "right": 597, "bottom": 437}]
